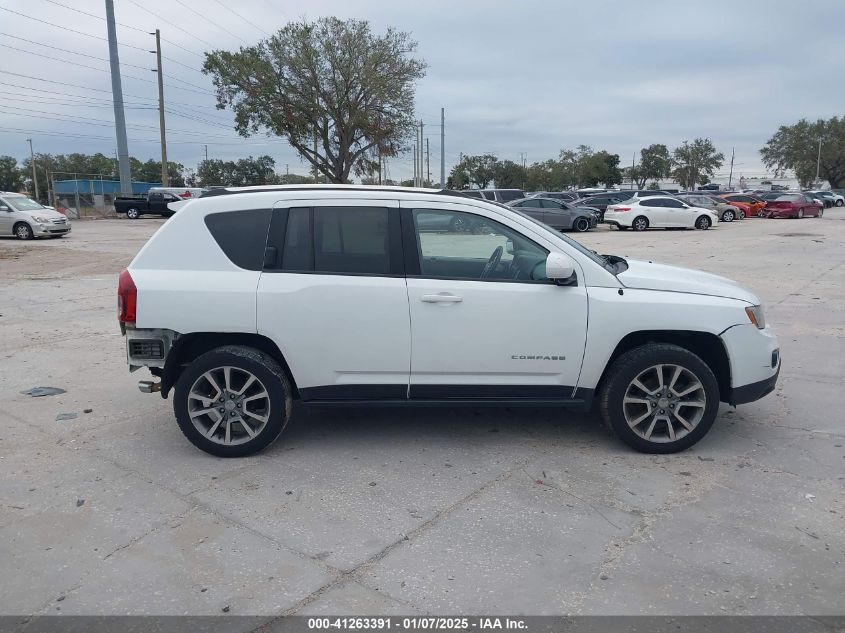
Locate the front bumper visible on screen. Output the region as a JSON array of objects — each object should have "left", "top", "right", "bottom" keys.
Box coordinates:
[
  {"left": 720, "top": 323, "right": 780, "bottom": 405},
  {"left": 32, "top": 222, "right": 71, "bottom": 236}
]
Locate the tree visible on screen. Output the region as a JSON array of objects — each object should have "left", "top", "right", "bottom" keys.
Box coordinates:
[
  {"left": 131, "top": 159, "right": 187, "bottom": 186},
  {"left": 493, "top": 159, "right": 527, "bottom": 189},
  {"left": 204, "top": 17, "right": 427, "bottom": 183},
  {"left": 196, "top": 156, "right": 280, "bottom": 187},
  {"left": 448, "top": 154, "right": 497, "bottom": 189},
  {"left": 672, "top": 138, "right": 724, "bottom": 190},
  {"left": 580, "top": 150, "right": 622, "bottom": 187},
  {"left": 761, "top": 117, "right": 845, "bottom": 188},
  {"left": 632, "top": 143, "right": 672, "bottom": 188},
  {"left": 0, "top": 156, "right": 24, "bottom": 192}
]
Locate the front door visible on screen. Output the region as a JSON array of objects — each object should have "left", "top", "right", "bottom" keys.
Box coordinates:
[
  {"left": 663, "top": 198, "right": 695, "bottom": 227},
  {"left": 0, "top": 201, "right": 14, "bottom": 235},
  {"left": 257, "top": 199, "right": 411, "bottom": 401},
  {"left": 402, "top": 200, "right": 588, "bottom": 400}
]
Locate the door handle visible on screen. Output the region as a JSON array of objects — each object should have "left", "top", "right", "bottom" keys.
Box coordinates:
[{"left": 421, "top": 293, "right": 463, "bottom": 303}]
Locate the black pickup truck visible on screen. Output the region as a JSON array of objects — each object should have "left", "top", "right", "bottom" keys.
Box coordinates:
[{"left": 114, "top": 191, "right": 181, "bottom": 219}]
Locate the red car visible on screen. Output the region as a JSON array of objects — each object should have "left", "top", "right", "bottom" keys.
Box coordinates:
[{"left": 762, "top": 193, "right": 824, "bottom": 219}]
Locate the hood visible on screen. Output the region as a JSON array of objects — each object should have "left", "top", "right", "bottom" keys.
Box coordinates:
[
  {"left": 617, "top": 259, "right": 759, "bottom": 303},
  {"left": 22, "top": 207, "right": 67, "bottom": 221}
]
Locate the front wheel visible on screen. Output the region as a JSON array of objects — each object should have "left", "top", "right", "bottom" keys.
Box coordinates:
[
  {"left": 797, "top": 208, "right": 804, "bottom": 219},
  {"left": 721, "top": 210, "right": 735, "bottom": 222},
  {"left": 126, "top": 208, "right": 141, "bottom": 220},
  {"left": 738, "top": 210, "right": 746, "bottom": 219},
  {"left": 14, "top": 222, "right": 34, "bottom": 240},
  {"left": 836, "top": 200, "right": 843, "bottom": 207},
  {"left": 599, "top": 344, "right": 720, "bottom": 453},
  {"left": 632, "top": 216, "right": 649, "bottom": 231},
  {"left": 817, "top": 208, "right": 824, "bottom": 218},
  {"left": 173, "top": 345, "right": 292, "bottom": 457},
  {"left": 573, "top": 217, "right": 591, "bottom": 232},
  {"left": 695, "top": 215, "right": 712, "bottom": 229}
]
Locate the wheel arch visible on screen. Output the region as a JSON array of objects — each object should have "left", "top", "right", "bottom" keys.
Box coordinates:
[
  {"left": 160, "top": 332, "right": 299, "bottom": 400},
  {"left": 593, "top": 330, "right": 731, "bottom": 405}
]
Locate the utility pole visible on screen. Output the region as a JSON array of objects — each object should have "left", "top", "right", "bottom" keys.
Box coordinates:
[
  {"left": 203, "top": 145, "right": 208, "bottom": 161},
  {"left": 26, "top": 138, "right": 39, "bottom": 200},
  {"left": 426, "top": 138, "right": 430, "bottom": 186},
  {"left": 440, "top": 108, "right": 445, "bottom": 188},
  {"left": 727, "top": 147, "right": 735, "bottom": 189},
  {"left": 631, "top": 152, "right": 636, "bottom": 190},
  {"left": 105, "top": 0, "right": 132, "bottom": 195},
  {"left": 153, "top": 29, "right": 168, "bottom": 186},
  {"left": 419, "top": 120, "right": 424, "bottom": 187},
  {"left": 816, "top": 137, "right": 822, "bottom": 183},
  {"left": 413, "top": 142, "right": 418, "bottom": 187}
]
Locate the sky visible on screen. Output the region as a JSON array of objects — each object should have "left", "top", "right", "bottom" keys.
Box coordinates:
[{"left": 1, "top": 0, "right": 843, "bottom": 183}]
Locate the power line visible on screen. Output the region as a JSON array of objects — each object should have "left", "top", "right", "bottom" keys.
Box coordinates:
[
  {"left": 209, "top": 0, "right": 272, "bottom": 37},
  {"left": 0, "top": 125, "right": 276, "bottom": 146},
  {"left": 43, "top": 0, "right": 148, "bottom": 33},
  {"left": 0, "top": 6, "right": 150, "bottom": 52},
  {"left": 172, "top": 0, "right": 249, "bottom": 44},
  {"left": 124, "top": 0, "right": 216, "bottom": 51},
  {"left": 0, "top": 32, "right": 147, "bottom": 70}
]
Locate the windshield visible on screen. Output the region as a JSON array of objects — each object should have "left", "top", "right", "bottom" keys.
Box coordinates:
[
  {"left": 2, "top": 195, "right": 45, "bottom": 211},
  {"left": 776, "top": 195, "right": 800, "bottom": 201}
]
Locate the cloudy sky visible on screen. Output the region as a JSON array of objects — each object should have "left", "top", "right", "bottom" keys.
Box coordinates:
[{"left": 1, "top": 0, "right": 843, "bottom": 183}]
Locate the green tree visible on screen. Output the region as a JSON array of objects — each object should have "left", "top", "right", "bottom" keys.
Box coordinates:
[
  {"left": 672, "top": 138, "right": 724, "bottom": 190},
  {"left": 131, "top": 159, "right": 187, "bottom": 186},
  {"left": 580, "top": 150, "right": 622, "bottom": 187},
  {"left": 0, "top": 156, "right": 24, "bottom": 192},
  {"left": 204, "top": 17, "right": 427, "bottom": 183},
  {"left": 196, "top": 156, "right": 279, "bottom": 187},
  {"left": 493, "top": 159, "right": 528, "bottom": 189},
  {"left": 761, "top": 117, "right": 845, "bottom": 188},
  {"left": 448, "top": 154, "right": 497, "bottom": 189},
  {"left": 632, "top": 143, "right": 672, "bottom": 188}
]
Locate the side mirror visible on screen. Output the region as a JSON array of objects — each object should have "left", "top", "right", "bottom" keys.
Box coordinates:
[
  {"left": 505, "top": 239, "right": 515, "bottom": 255},
  {"left": 0, "top": 205, "right": 9, "bottom": 212},
  {"left": 546, "top": 252, "right": 576, "bottom": 284}
]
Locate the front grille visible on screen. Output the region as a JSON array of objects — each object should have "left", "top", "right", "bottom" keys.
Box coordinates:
[
  {"left": 129, "top": 339, "right": 164, "bottom": 360},
  {"left": 51, "top": 218, "right": 67, "bottom": 225}
]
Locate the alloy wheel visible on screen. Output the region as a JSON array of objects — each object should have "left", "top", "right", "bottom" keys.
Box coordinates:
[
  {"left": 622, "top": 364, "right": 707, "bottom": 443},
  {"left": 187, "top": 366, "right": 271, "bottom": 446}
]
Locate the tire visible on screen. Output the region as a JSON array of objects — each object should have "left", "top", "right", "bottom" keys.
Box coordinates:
[
  {"left": 126, "top": 208, "right": 141, "bottom": 220},
  {"left": 818, "top": 208, "right": 824, "bottom": 218},
  {"left": 599, "top": 343, "right": 720, "bottom": 454},
  {"left": 617, "top": 225, "right": 629, "bottom": 231},
  {"left": 695, "top": 215, "right": 711, "bottom": 229},
  {"left": 173, "top": 345, "right": 293, "bottom": 457},
  {"left": 14, "top": 222, "right": 34, "bottom": 240},
  {"left": 738, "top": 210, "right": 746, "bottom": 219},
  {"left": 632, "top": 216, "right": 649, "bottom": 231},
  {"left": 721, "top": 210, "right": 735, "bottom": 222},
  {"left": 797, "top": 208, "right": 804, "bottom": 219},
  {"left": 573, "top": 217, "right": 591, "bottom": 232},
  {"left": 836, "top": 200, "right": 843, "bottom": 207}
]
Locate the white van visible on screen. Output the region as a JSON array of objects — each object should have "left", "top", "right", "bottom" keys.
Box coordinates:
[{"left": 148, "top": 187, "right": 207, "bottom": 200}]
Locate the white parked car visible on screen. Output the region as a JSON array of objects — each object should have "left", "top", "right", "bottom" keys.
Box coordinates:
[
  {"left": 119, "top": 185, "right": 779, "bottom": 457},
  {"left": 604, "top": 196, "right": 719, "bottom": 231}
]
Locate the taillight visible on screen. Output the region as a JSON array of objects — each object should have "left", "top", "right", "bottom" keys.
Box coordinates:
[
  {"left": 117, "top": 268, "right": 137, "bottom": 326},
  {"left": 614, "top": 206, "right": 631, "bottom": 212}
]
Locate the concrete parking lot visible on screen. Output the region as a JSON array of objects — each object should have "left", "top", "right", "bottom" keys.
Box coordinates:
[{"left": 1, "top": 214, "right": 843, "bottom": 620}]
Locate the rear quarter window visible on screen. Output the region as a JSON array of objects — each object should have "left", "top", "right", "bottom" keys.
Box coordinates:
[{"left": 204, "top": 209, "right": 272, "bottom": 271}]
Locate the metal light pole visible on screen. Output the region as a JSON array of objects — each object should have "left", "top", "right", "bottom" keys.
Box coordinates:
[
  {"left": 816, "top": 138, "right": 822, "bottom": 183},
  {"left": 440, "top": 108, "right": 445, "bottom": 188},
  {"left": 105, "top": 0, "right": 132, "bottom": 194},
  {"left": 26, "top": 138, "right": 39, "bottom": 200}
]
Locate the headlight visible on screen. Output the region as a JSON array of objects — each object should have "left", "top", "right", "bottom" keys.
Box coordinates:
[
  {"left": 30, "top": 216, "right": 50, "bottom": 223},
  {"left": 745, "top": 305, "right": 766, "bottom": 329}
]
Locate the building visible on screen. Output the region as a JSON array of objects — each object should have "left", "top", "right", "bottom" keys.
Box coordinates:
[{"left": 53, "top": 179, "right": 161, "bottom": 216}]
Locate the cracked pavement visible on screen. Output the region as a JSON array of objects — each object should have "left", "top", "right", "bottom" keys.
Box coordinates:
[{"left": 1, "top": 215, "right": 843, "bottom": 621}]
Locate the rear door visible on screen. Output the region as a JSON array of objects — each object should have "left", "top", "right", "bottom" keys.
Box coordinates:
[
  {"left": 257, "top": 199, "right": 411, "bottom": 401},
  {"left": 540, "top": 198, "right": 572, "bottom": 229},
  {"left": 638, "top": 198, "right": 667, "bottom": 225},
  {"left": 402, "top": 199, "right": 588, "bottom": 400},
  {"left": 515, "top": 198, "right": 544, "bottom": 223}
]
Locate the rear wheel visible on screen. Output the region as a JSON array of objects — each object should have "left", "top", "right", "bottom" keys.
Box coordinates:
[
  {"left": 797, "top": 208, "right": 804, "bottom": 219},
  {"left": 721, "top": 210, "right": 735, "bottom": 222},
  {"left": 818, "top": 207, "right": 824, "bottom": 218},
  {"left": 599, "top": 344, "right": 720, "bottom": 453},
  {"left": 573, "top": 217, "right": 591, "bottom": 232},
  {"left": 126, "top": 208, "right": 141, "bottom": 220},
  {"left": 836, "top": 200, "right": 843, "bottom": 207},
  {"left": 14, "top": 222, "right": 33, "bottom": 240},
  {"left": 695, "top": 215, "right": 711, "bottom": 229},
  {"left": 173, "top": 345, "right": 292, "bottom": 457},
  {"left": 632, "top": 216, "right": 649, "bottom": 231},
  {"left": 738, "top": 210, "right": 746, "bottom": 219}
]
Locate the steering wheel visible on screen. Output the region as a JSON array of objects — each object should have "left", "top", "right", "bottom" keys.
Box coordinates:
[{"left": 480, "top": 245, "right": 503, "bottom": 279}]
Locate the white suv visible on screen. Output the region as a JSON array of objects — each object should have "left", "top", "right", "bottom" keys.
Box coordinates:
[{"left": 119, "top": 186, "right": 780, "bottom": 457}]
